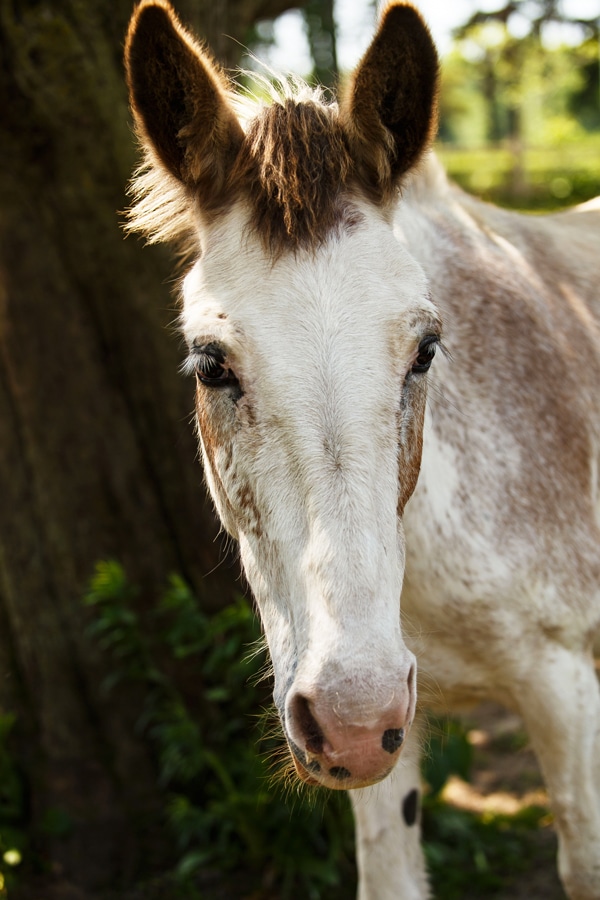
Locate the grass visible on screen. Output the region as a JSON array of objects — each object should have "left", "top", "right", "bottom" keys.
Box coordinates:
[{"left": 437, "top": 134, "right": 600, "bottom": 211}]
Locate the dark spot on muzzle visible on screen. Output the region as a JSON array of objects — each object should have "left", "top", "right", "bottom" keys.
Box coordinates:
[
  {"left": 402, "top": 788, "right": 419, "bottom": 826},
  {"left": 382, "top": 728, "right": 405, "bottom": 754},
  {"left": 329, "top": 766, "right": 352, "bottom": 780}
]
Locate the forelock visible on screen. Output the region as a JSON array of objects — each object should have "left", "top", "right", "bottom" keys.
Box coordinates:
[
  {"left": 231, "top": 91, "right": 358, "bottom": 254},
  {"left": 126, "top": 79, "right": 365, "bottom": 257}
]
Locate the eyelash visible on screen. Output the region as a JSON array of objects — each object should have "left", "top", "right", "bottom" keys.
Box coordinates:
[
  {"left": 183, "top": 343, "right": 238, "bottom": 388},
  {"left": 410, "top": 335, "right": 440, "bottom": 375}
]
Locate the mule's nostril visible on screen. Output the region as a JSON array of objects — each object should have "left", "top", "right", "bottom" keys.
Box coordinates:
[
  {"left": 306, "top": 735, "right": 323, "bottom": 754},
  {"left": 288, "top": 737, "right": 322, "bottom": 772},
  {"left": 289, "top": 693, "right": 324, "bottom": 754},
  {"left": 329, "top": 766, "right": 352, "bottom": 780},
  {"left": 382, "top": 727, "right": 405, "bottom": 754}
]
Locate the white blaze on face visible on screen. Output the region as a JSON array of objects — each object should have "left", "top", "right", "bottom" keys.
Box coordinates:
[{"left": 182, "top": 198, "right": 440, "bottom": 787}]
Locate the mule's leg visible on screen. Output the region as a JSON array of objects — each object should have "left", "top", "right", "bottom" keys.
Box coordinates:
[
  {"left": 515, "top": 646, "right": 600, "bottom": 900},
  {"left": 349, "top": 719, "right": 430, "bottom": 900}
]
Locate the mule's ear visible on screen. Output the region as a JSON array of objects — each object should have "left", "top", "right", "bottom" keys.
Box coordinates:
[
  {"left": 340, "top": 2, "right": 439, "bottom": 204},
  {"left": 125, "top": 0, "right": 244, "bottom": 202}
]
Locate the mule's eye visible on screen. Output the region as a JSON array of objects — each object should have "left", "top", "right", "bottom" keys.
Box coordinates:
[
  {"left": 192, "top": 344, "right": 237, "bottom": 387},
  {"left": 411, "top": 335, "right": 439, "bottom": 374},
  {"left": 197, "top": 355, "right": 226, "bottom": 382}
]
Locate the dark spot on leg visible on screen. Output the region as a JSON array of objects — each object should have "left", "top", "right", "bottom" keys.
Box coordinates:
[
  {"left": 329, "top": 766, "right": 352, "bottom": 780},
  {"left": 382, "top": 727, "right": 405, "bottom": 753},
  {"left": 402, "top": 788, "right": 419, "bottom": 827}
]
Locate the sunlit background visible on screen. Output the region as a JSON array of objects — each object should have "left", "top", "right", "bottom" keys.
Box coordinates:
[
  {"left": 245, "top": 0, "right": 599, "bottom": 210},
  {"left": 260, "top": 0, "right": 600, "bottom": 72}
]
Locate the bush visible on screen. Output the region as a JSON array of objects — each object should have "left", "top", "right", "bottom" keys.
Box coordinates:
[
  {"left": 84, "top": 562, "right": 355, "bottom": 899},
  {"left": 85, "top": 562, "right": 553, "bottom": 898}
]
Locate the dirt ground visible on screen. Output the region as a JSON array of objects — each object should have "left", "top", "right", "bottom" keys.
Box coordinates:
[{"left": 449, "top": 702, "right": 565, "bottom": 900}]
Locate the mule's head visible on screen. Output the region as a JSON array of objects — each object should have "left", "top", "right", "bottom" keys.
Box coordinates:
[{"left": 125, "top": 1, "right": 440, "bottom": 789}]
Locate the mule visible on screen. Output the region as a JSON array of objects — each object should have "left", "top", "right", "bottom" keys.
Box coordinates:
[{"left": 124, "top": 2, "right": 600, "bottom": 897}]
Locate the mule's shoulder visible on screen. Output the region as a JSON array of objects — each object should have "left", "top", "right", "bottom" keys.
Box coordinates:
[
  {"left": 403, "top": 158, "right": 600, "bottom": 310},
  {"left": 545, "top": 194, "right": 600, "bottom": 245},
  {"left": 558, "top": 194, "right": 600, "bottom": 214}
]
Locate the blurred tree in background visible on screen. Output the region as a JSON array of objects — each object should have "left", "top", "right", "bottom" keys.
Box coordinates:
[
  {"left": 438, "top": 0, "right": 600, "bottom": 206},
  {"left": 303, "top": 0, "right": 339, "bottom": 89},
  {"left": 452, "top": 0, "right": 599, "bottom": 143}
]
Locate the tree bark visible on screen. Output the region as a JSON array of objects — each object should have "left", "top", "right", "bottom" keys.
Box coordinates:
[{"left": 0, "top": 0, "right": 305, "bottom": 892}]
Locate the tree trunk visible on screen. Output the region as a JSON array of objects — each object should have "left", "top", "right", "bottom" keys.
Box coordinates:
[{"left": 0, "top": 0, "right": 300, "bottom": 893}]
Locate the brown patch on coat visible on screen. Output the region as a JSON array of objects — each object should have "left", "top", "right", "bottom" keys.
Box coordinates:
[
  {"left": 237, "top": 484, "right": 263, "bottom": 538},
  {"left": 397, "top": 380, "right": 427, "bottom": 514},
  {"left": 195, "top": 386, "right": 237, "bottom": 527},
  {"left": 419, "top": 195, "right": 600, "bottom": 601},
  {"left": 195, "top": 386, "right": 263, "bottom": 538}
]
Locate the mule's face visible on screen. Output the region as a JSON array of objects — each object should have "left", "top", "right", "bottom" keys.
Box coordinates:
[
  {"left": 181, "top": 200, "right": 440, "bottom": 787},
  {"left": 125, "top": 0, "right": 440, "bottom": 788}
]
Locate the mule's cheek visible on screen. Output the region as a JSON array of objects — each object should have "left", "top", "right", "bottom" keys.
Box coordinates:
[
  {"left": 397, "top": 382, "right": 427, "bottom": 514},
  {"left": 195, "top": 388, "right": 241, "bottom": 536},
  {"left": 236, "top": 533, "right": 299, "bottom": 711}
]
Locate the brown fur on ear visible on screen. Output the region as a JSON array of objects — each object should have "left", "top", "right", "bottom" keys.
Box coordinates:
[
  {"left": 125, "top": 0, "right": 243, "bottom": 210},
  {"left": 340, "top": 2, "right": 439, "bottom": 205}
]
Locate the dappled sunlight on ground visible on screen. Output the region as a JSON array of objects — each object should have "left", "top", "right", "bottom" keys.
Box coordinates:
[
  {"left": 444, "top": 702, "right": 551, "bottom": 817},
  {"left": 442, "top": 774, "right": 550, "bottom": 818},
  {"left": 449, "top": 702, "right": 565, "bottom": 900}
]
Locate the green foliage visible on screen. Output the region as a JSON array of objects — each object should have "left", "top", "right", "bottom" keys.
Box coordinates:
[
  {"left": 422, "top": 715, "right": 552, "bottom": 898},
  {"left": 40, "top": 808, "right": 75, "bottom": 840},
  {"left": 423, "top": 797, "right": 550, "bottom": 899},
  {"left": 84, "top": 562, "right": 355, "bottom": 899},
  {"left": 438, "top": 135, "right": 600, "bottom": 210},
  {"left": 85, "top": 561, "right": 555, "bottom": 898},
  {"left": 423, "top": 716, "right": 474, "bottom": 798},
  {"left": 568, "top": 37, "right": 600, "bottom": 131},
  {"left": 439, "top": 25, "right": 600, "bottom": 147},
  {"left": 437, "top": 31, "right": 600, "bottom": 212}
]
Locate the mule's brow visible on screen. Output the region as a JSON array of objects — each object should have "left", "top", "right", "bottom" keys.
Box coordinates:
[
  {"left": 409, "top": 312, "right": 442, "bottom": 338},
  {"left": 190, "top": 340, "right": 226, "bottom": 360}
]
